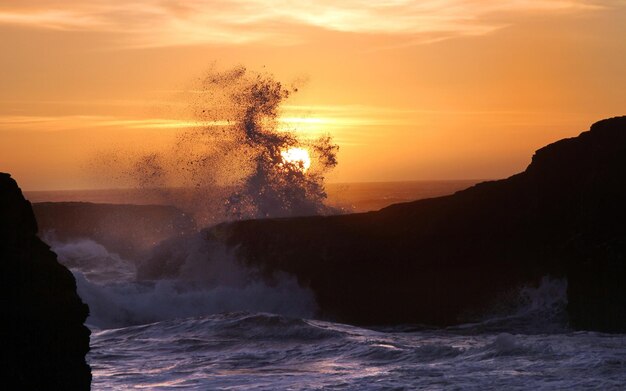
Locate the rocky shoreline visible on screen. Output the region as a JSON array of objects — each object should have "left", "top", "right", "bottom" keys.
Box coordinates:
[
  {"left": 0, "top": 173, "right": 91, "bottom": 389},
  {"left": 210, "top": 116, "right": 626, "bottom": 332}
]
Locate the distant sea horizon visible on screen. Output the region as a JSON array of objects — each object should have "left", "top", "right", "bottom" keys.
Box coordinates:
[{"left": 25, "top": 179, "right": 484, "bottom": 213}]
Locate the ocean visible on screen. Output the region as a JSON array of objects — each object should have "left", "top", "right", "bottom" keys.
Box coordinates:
[
  {"left": 29, "top": 181, "right": 626, "bottom": 390},
  {"left": 25, "top": 180, "right": 479, "bottom": 213}
]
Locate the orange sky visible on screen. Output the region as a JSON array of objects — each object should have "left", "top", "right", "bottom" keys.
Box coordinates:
[{"left": 0, "top": 0, "right": 624, "bottom": 190}]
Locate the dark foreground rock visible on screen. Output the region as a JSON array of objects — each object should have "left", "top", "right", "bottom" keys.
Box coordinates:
[
  {"left": 209, "top": 116, "right": 626, "bottom": 332},
  {"left": 0, "top": 174, "right": 91, "bottom": 389},
  {"left": 33, "top": 202, "right": 196, "bottom": 260}
]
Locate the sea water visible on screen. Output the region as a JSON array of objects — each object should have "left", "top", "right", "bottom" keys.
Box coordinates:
[
  {"left": 29, "top": 67, "right": 626, "bottom": 389},
  {"left": 37, "top": 183, "right": 626, "bottom": 391},
  {"left": 88, "top": 314, "right": 626, "bottom": 390}
]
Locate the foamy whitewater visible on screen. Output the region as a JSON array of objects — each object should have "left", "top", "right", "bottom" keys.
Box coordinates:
[
  {"left": 50, "top": 238, "right": 626, "bottom": 390},
  {"left": 44, "top": 68, "right": 626, "bottom": 389}
]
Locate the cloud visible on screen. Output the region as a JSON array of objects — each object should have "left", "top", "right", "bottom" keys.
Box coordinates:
[
  {"left": 0, "top": 103, "right": 406, "bottom": 147},
  {"left": 0, "top": 115, "right": 225, "bottom": 132},
  {"left": 0, "top": 0, "right": 606, "bottom": 48}
]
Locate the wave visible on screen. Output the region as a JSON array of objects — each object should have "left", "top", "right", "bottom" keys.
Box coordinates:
[
  {"left": 51, "top": 231, "right": 572, "bottom": 334},
  {"left": 448, "top": 276, "right": 569, "bottom": 334},
  {"left": 89, "top": 311, "right": 626, "bottom": 390},
  {"left": 50, "top": 237, "right": 316, "bottom": 329},
  {"left": 47, "top": 67, "right": 347, "bottom": 330},
  {"left": 93, "top": 66, "right": 340, "bottom": 225},
  {"left": 48, "top": 238, "right": 135, "bottom": 284}
]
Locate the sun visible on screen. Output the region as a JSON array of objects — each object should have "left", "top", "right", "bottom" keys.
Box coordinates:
[{"left": 280, "top": 147, "right": 311, "bottom": 172}]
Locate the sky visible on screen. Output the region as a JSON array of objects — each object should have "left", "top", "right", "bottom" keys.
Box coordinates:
[{"left": 0, "top": 0, "right": 624, "bottom": 190}]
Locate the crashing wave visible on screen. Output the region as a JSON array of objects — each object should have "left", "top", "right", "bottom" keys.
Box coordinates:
[{"left": 101, "top": 66, "right": 339, "bottom": 224}]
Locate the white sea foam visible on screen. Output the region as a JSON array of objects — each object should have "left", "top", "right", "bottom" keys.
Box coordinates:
[
  {"left": 50, "top": 238, "right": 135, "bottom": 284},
  {"left": 48, "top": 235, "right": 626, "bottom": 390},
  {"left": 449, "top": 276, "right": 569, "bottom": 334},
  {"left": 51, "top": 237, "right": 316, "bottom": 329}
]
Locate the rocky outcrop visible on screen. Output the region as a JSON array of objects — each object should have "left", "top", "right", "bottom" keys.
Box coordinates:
[
  {"left": 34, "top": 202, "right": 196, "bottom": 260},
  {"left": 0, "top": 173, "right": 91, "bottom": 389},
  {"left": 209, "top": 116, "right": 626, "bottom": 332}
]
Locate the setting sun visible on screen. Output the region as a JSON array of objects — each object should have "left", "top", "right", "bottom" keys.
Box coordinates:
[
  {"left": 281, "top": 147, "right": 312, "bottom": 172},
  {"left": 1, "top": 1, "right": 625, "bottom": 389}
]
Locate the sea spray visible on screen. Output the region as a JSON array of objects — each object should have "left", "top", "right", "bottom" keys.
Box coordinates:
[
  {"left": 64, "top": 68, "right": 341, "bottom": 328},
  {"left": 49, "top": 238, "right": 135, "bottom": 284},
  {"left": 449, "top": 276, "right": 569, "bottom": 334},
  {"left": 96, "top": 66, "right": 339, "bottom": 225},
  {"left": 51, "top": 236, "right": 317, "bottom": 329}
]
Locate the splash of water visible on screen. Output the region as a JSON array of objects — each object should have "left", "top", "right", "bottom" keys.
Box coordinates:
[
  {"left": 108, "top": 66, "right": 339, "bottom": 224},
  {"left": 450, "top": 276, "right": 569, "bottom": 334},
  {"left": 51, "top": 236, "right": 317, "bottom": 329}
]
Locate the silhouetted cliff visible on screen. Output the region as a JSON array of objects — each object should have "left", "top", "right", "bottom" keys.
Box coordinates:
[
  {"left": 34, "top": 202, "right": 196, "bottom": 260},
  {"left": 211, "top": 116, "right": 626, "bottom": 332},
  {"left": 0, "top": 174, "right": 91, "bottom": 389}
]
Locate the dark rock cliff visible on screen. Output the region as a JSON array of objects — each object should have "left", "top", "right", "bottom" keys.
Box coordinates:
[
  {"left": 33, "top": 202, "right": 196, "bottom": 261},
  {"left": 0, "top": 173, "right": 91, "bottom": 389},
  {"left": 209, "top": 116, "right": 626, "bottom": 332}
]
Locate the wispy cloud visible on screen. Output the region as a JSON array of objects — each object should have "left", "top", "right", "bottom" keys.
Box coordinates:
[
  {"left": 0, "top": 115, "right": 226, "bottom": 132},
  {"left": 0, "top": 0, "right": 605, "bottom": 48},
  {"left": 0, "top": 104, "right": 406, "bottom": 146},
  {"left": 0, "top": 111, "right": 356, "bottom": 137}
]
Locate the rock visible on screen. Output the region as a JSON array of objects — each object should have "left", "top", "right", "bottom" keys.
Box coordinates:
[
  {"left": 33, "top": 202, "right": 197, "bottom": 261},
  {"left": 210, "top": 116, "right": 626, "bottom": 332},
  {"left": 0, "top": 173, "right": 91, "bottom": 389}
]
